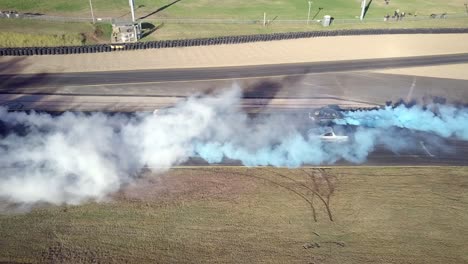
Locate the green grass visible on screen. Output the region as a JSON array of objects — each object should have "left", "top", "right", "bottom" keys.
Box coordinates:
[
  {"left": 0, "top": 19, "right": 93, "bottom": 35},
  {"left": 140, "top": 17, "right": 468, "bottom": 40},
  {"left": 0, "top": 0, "right": 467, "bottom": 19},
  {"left": 0, "top": 32, "right": 84, "bottom": 47},
  {"left": 1, "top": 1, "right": 467, "bottom": 47},
  {"left": 1, "top": 167, "right": 467, "bottom": 263},
  {"left": 0, "top": 20, "right": 110, "bottom": 47},
  {"left": 94, "top": 22, "right": 112, "bottom": 40},
  {"left": 1, "top": 16, "right": 467, "bottom": 47}
]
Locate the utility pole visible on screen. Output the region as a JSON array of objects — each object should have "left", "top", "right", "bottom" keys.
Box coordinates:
[
  {"left": 263, "top": 12, "right": 266, "bottom": 26},
  {"left": 129, "top": 0, "right": 136, "bottom": 22},
  {"left": 89, "top": 0, "right": 96, "bottom": 24},
  {"left": 465, "top": 3, "right": 468, "bottom": 14},
  {"left": 307, "top": 1, "right": 312, "bottom": 24},
  {"left": 360, "top": 0, "right": 366, "bottom": 21}
]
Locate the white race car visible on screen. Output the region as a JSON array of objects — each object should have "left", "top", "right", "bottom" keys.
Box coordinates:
[
  {"left": 319, "top": 130, "right": 349, "bottom": 142},
  {"left": 309, "top": 127, "right": 349, "bottom": 143}
]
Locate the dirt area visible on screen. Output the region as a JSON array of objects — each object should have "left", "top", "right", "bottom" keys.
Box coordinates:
[
  {"left": 1, "top": 167, "right": 468, "bottom": 263},
  {"left": 117, "top": 168, "right": 258, "bottom": 202},
  {"left": 374, "top": 63, "right": 468, "bottom": 80},
  {"left": 2, "top": 34, "right": 468, "bottom": 74}
]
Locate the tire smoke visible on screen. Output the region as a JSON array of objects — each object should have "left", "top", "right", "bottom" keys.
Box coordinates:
[
  {"left": 0, "top": 87, "right": 465, "bottom": 206},
  {"left": 335, "top": 104, "right": 468, "bottom": 140}
]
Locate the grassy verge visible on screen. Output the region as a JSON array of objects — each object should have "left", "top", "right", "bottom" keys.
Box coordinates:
[
  {"left": 2, "top": 16, "right": 467, "bottom": 47},
  {"left": 141, "top": 17, "right": 468, "bottom": 40},
  {"left": 0, "top": 32, "right": 84, "bottom": 48},
  {"left": 1, "top": 167, "right": 467, "bottom": 263},
  {"left": 0, "top": 19, "right": 110, "bottom": 47}
]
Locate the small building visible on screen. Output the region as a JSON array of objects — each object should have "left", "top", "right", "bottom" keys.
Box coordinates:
[{"left": 111, "top": 21, "right": 141, "bottom": 44}]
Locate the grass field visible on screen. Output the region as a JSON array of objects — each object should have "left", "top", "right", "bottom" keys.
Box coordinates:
[
  {"left": 1, "top": 0, "right": 467, "bottom": 47},
  {"left": 0, "top": 0, "right": 467, "bottom": 19},
  {"left": 1, "top": 167, "right": 467, "bottom": 263},
  {"left": 1, "top": 16, "right": 468, "bottom": 47},
  {"left": 143, "top": 17, "right": 468, "bottom": 40},
  {"left": 0, "top": 20, "right": 111, "bottom": 47}
]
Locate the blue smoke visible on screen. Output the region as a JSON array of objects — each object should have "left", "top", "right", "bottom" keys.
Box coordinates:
[
  {"left": 335, "top": 104, "right": 468, "bottom": 140},
  {"left": 193, "top": 127, "right": 389, "bottom": 167}
]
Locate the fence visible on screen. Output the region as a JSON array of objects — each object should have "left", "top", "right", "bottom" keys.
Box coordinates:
[{"left": 1, "top": 27, "right": 468, "bottom": 56}]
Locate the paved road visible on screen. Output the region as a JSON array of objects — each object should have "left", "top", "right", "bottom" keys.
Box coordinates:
[
  {"left": 181, "top": 138, "right": 468, "bottom": 166},
  {"left": 1, "top": 71, "right": 467, "bottom": 112},
  {"left": 1, "top": 54, "right": 468, "bottom": 112},
  {"left": 2, "top": 53, "right": 468, "bottom": 88},
  {"left": 0, "top": 54, "right": 467, "bottom": 166}
]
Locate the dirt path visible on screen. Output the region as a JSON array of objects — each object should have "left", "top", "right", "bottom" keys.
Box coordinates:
[{"left": 1, "top": 34, "right": 468, "bottom": 74}]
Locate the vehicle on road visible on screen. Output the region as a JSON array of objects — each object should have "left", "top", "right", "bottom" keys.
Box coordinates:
[
  {"left": 319, "top": 130, "right": 349, "bottom": 142},
  {"left": 308, "top": 127, "right": 349, "bottom": 143}
]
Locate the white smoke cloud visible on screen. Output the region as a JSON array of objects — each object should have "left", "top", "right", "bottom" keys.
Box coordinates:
[
  {"left": 0, "top": 86, "right": 465, "bottom": 206},
  {"left": 0, "top": 87, "right": 244, "bottom": 205}
]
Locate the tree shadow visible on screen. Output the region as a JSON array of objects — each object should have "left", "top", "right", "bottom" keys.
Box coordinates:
[
  {"left": 140, "top": 22, "right": 164, "bottom": 39},
  {"left": 312, "top": 7, "right": 324, "bottom": 20},
  {"left": 138, "top": 0, "right": 183, "bottom": 20},
  {"left": 363, "top": 0, "right": 373, "bottom": 19},
  {"left": 266, "top": 15, "right": 278, "bottom": 26},
  {"left": 117, "top": 4, "right": 146, "bottom": 19}
]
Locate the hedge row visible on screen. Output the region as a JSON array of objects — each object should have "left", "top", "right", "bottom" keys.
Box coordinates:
[{"left": 1, "top": 28, "right": 467, "bottom": 56}]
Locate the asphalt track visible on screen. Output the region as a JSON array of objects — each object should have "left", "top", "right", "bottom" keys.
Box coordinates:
[
  {"left": 0, "top": 53, "right": 467, "bottom": 166},
  {"left": 2, "top": 53, "right": 468, "bottom": 88}
]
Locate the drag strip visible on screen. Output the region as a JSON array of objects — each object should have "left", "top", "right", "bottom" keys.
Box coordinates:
[
  {"left": 181, "top": 140, "right": 468, "bottom": 167},
  {"left": 2, "top": 53, "right": 468, "bottom": 89}
]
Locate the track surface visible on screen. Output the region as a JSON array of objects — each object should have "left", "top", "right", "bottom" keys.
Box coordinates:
[
  {"left": 1, "top": 54, "right": 467, "bottom": 166},
  {"left": 2, "top": 53, "right": 468, "bottom": 88}
]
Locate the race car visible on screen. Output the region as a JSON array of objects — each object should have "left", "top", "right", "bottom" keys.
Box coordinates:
[
  {"left": 319, "top": 130, "right": 349, "bottom": 142},
  {"left": 308, "top": 127, "right": 349, "bottom": 143}
]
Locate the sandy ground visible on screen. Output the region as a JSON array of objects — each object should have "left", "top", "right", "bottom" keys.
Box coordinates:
[
  {"left": 374, "top": 63, "right": 468, "bottom": 80},
  {"left": 2, "top": 34, "right": 468, "bottom": 74}
]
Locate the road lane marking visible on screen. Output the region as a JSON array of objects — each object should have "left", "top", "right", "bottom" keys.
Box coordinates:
[
  {"left": 420, "top": 141, "right": 435, "bottom": 157},
  {"left": 406, "top": 77, "right": 417, "bottom": 102}
]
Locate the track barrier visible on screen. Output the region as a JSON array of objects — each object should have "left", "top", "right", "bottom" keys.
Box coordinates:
[{"left": 1, "top": 28, "right": 467, "bottom": 56}]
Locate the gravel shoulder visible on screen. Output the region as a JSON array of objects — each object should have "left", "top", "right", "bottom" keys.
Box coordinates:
[{"left": 2, "top": 34, "right": 468, "bottom": 74}]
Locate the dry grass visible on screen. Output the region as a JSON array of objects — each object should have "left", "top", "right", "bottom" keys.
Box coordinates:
[
  {"left": 0, "top": 20, "right": 111, "bottom": 47},
  {"left": 1, "top": 167, "right": 468, "bottom": 263},
  {"left": 0, "top": 32, "right": 84, "bottom": 48}
]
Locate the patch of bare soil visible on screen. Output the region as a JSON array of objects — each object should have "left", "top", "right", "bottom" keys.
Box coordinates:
[
  {"left": 115, "top": 168, "right": 258, "bottom": 203},
  {"left": 82, "top": 29, "right": 107, "bottom": 45}
]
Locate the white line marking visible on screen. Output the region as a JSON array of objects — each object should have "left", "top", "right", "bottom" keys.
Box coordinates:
[
  {"left": 420, "top": 141, "right": 435, "bottom": 157},
  {"left": 406, "top": 77, "right": 417, "bottom": 102}
]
